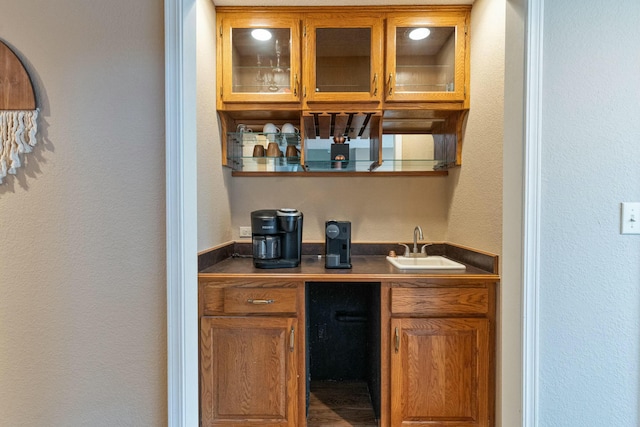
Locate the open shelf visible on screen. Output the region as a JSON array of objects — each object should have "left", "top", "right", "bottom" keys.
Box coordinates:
[
  {"left": 306, "top": 282, "right": 380, "bottom": 426},
  {"left": 221, "top": 109, "right": 464, "bottom": 176}
]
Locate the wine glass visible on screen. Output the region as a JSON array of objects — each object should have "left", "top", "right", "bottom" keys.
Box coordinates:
[{"left": 272, "top": 40, "right": 284, "bottom": 73}]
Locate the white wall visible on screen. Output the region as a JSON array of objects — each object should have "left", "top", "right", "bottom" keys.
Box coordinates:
[
  {"left": 0, "top": 1, "right": 166, "bottom": 425},
  {"left": 501, "top": 0, "right": 526, "bottom": 426},
  {"left": 539, "top": 0, "right": 640, "bottom": 425}
]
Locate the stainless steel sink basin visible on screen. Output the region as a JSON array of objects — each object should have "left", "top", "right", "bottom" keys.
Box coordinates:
[{"left": 386, "top": 256, "right": 466, "bottom": 270}]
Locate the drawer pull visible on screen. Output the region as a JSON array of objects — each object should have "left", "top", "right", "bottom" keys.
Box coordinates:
[
  {"left": 247, "top": 299, "right": 275, "bottom": 305},
  {"left": 395, "top": 327, "right": 400, "bottom": 353}
]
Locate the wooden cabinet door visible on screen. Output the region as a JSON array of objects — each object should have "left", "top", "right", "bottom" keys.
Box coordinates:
[
  {"left": 218, "top": 14, "right": 302, "bottom": 104},
  {"left": 385, "top": 11, "right": 469, "bottom": 104},
  {"left": 303, "top": 15, "right": 383, "bottom": 104},
  {"left": 200, "top": 316, "right": 299, "bottom": 426},
  {"left": 390, "top": 318, "right": 490, "bottom": 427}
]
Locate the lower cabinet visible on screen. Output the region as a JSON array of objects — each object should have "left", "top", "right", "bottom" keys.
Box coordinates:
[
  {"left": 388, "top": 284, "right": 495, "bottom": 427},
  {"left": 199, "top": 280, "right": 303, "bottom": 426},
  {"left": 200, "top": 316, "right": 299, "bottom": 426},
  {"left": 390, "top": 318, "right": 490, "bottom": 427},
  {"left": 198, "top": 278, "right": 496, "bottom": 427}
]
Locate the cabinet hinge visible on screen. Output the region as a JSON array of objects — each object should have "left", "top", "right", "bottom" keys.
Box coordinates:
[
  {"left": 464, "top": 25, "right": 468, "bottom": 35},
  {"left": 303, "top": 25, "right": 306, "bottom": 37},
  {"left": 220, "top": 26, "right": 223, "bottom": 37},
  {"left": 464, "top": 85, "right": 467, "bottom": 98}
]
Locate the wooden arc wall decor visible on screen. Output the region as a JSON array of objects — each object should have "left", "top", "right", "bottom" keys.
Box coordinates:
[{"left": 0, "top": 39, "right": 39, "bottom": 184}]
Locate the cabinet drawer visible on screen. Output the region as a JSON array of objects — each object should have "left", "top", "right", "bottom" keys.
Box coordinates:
[
  {"left": 223, "top": 288, "right": 298, "bottom": 314},
  {"left": 391, "top": 287, "right": 489, "bottom": 315}
]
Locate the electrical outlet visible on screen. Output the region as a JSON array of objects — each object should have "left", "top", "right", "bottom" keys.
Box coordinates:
[
  {"left": 620, "top": 202, "right": 640, "bottom": 234},
  {"left": 239, "top": 226, "right": 252, "bottom": 238}
]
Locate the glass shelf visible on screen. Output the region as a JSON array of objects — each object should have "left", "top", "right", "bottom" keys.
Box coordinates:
[
  {"left": 377, "top": 159, "right": 449, "bottom": 172},
  {"left": 228, "top": 156, "right": 303, "bottom": 172},
  {"left": 303, "top": 159, "right": 381, "bottom": 172},
  {"left": 226, "top": 132, "right": 302, "bottom": 172},
  {"left": 228, "top": 132, "right": 301, "bottom": 146},
  {"left": 230, "top": 85, "right": 293, "bottom": 93},
  {"left": 225, "top": 132, "right": 453, "bottom": 174},
  {"left": 304, "top": 137, "right": 379, "bottom": 172}
]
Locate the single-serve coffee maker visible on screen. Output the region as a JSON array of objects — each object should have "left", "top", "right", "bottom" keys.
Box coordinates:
[
  {"left": 325, "top": 220, "right": 352, "bottom": 269},
  {"left": 251, "top": 208, "right": 303, "bottom": 269}
]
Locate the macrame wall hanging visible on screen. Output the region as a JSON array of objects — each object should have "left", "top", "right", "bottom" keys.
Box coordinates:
[{"left": 0, "top": 40, "right": 38, "bottom": 184}]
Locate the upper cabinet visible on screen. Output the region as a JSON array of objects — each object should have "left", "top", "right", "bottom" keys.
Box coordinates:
[
  {"left": 217, "top": 13, "right": 302, "bottom": 106},
  {"left": 385, "top": 12, "right": 469, "bottom": 106},
  {"left": 303, "top": 15, "right": 384, "bottom": 105},
  {"left": 215, "top": 6, "right": 471, "bottom": 176}
]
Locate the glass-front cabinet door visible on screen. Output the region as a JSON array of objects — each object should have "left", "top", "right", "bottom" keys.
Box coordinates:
[
  {"left": 219, "top": 15, "right": 301, "bottom": 103},
  {"left": 303, "top": 16, "right": 383, "bottom": 104},
  {"left": 385, "top": 13, "right": 469, "bottom": 102}
]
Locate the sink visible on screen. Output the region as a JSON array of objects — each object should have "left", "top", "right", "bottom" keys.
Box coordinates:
[{"left": 386, "top": 256, "right": 466, "bottom": 270}]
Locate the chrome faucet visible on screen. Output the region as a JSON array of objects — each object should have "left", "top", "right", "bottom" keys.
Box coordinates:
[
  {"left": 413, "top": 226, "right": 424, "bottom": 255},
  {"left": 397, "top": 226, "right": 427, "bottom": 257}
]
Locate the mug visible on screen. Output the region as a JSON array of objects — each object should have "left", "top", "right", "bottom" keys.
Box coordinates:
[
  {"left": 281, "top": 123, "right": 299, "bottom": 135},
  {"left": 237, "top": 123, "right": 253, "bottom": 133},
  {"left": 263, "top": 123, "right": 280, "bottom": 134},
  {"left": 252, "top": 144, "right": 265, "bottom": 157},
  {"left": 266, "top": 142, "right": 281, "bottom": 157},
  {"left": 285, "top": 145, "right": 299, "bottom": 158},
  {"left": 333, "top": 154, "right": 346, "bottom": 169}
]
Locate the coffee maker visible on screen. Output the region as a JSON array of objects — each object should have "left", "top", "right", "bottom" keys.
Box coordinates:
[
  {"left": 251, "top": 208, "right": 303, "bottom": 269},
  {"left": 325, "top": 220, "right": 352, "bottom": 269}
]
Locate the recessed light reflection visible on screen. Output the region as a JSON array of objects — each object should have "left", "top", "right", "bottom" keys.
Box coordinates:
[
  {"left": 251, "top": 29, "right": 272, "bottom": 41},
  {"left": 409, "top": 28, "right": 430, "bottom": 40}
]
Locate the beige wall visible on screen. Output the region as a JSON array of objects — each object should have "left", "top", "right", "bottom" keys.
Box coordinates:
[
  {"left": 0, "top": 1, "right": 166, "bottom": 425},
  {"left": 197, "top": 0, "right": 232, "bottom": 252},
  {"left": 229, "top": 175, "right": 450, "bottom": 242},
  {"left": 446, "top": 0, "right": 504, "bottom": 255}
]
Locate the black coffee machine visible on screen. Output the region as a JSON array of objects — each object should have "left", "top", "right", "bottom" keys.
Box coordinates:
[
  {"left": 325, "top": 220, "right": 352, "bottom": 269},
  {"left": 251, "top": 208, "right": 303, "bottom": 269}
]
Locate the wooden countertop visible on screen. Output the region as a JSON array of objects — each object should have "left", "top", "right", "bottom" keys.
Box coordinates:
[{"left": 199, "top": 254, "right": 499, "bottom": 281}]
